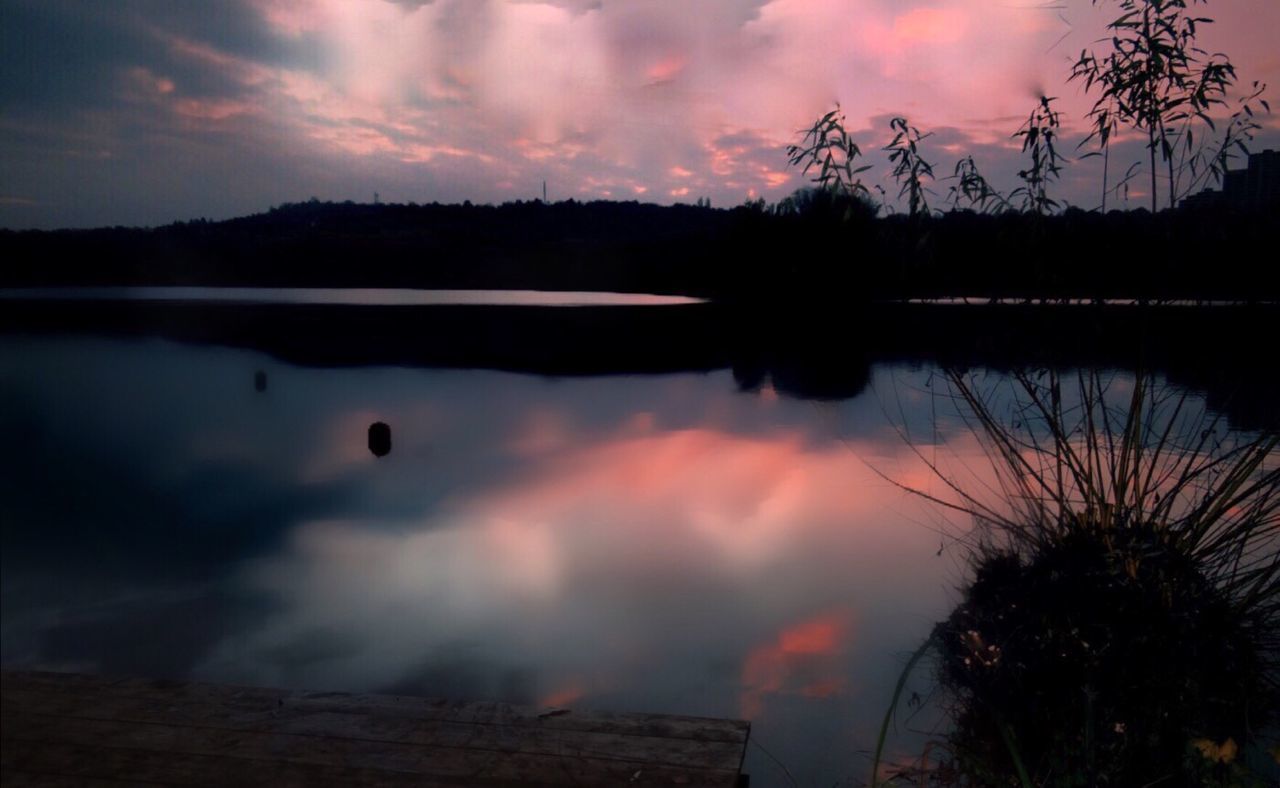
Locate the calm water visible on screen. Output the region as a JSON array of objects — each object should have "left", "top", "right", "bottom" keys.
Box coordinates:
[
  {"left": 6, "top": 287, "right": 1275, "bottom": 784},
  {"left": 0, "top": 330, "right": 984, "bottom": 786},
  {"left": 0, "top": 287, "right": 703, "bottom": 307}
]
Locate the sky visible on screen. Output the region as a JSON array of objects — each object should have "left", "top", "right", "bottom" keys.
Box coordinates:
[{"left": 1, "top": 0, "right": 1277, "bottom": 228}]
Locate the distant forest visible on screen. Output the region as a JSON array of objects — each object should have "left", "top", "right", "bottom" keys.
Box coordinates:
[{"left": 1, "top": 197, "right": 1276, "bottom": 302}]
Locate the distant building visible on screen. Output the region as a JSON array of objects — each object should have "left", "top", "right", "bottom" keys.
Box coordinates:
[
  {"left": 1179, "top": 189, "right": 1220, "bottom": 211},
  {"left": 1180, "top": 149, "right": 1279, "bottom": 211}
]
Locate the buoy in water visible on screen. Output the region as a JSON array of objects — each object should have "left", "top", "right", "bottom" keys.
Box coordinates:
[{"left": 368, "top": 421, "right": 392, "bottom": 457}]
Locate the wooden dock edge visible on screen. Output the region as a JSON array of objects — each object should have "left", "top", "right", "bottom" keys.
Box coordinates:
[{"left": 2, "top": 670, "right": 751, "bottom": 786}]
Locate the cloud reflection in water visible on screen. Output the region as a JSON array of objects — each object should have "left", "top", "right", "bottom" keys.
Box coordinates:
[{"left": 1, "top": 335, "right": 968, "bottom": 786}]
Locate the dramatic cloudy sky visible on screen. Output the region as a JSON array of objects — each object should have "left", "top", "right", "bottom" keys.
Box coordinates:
[{"left": 1, "top": 0, "right": 1277, "bottom": 228}]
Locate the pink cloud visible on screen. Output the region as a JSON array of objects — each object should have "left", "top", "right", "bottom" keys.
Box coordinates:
[
  {"left": 242, "top": 1, "right": 1280, "bottom": 205},
  {"left": 893, "top": 7, "right": 968, "bottom": 45},
  {"left": 172, "top": 98, "right": 254, "bottom": 121},
  {"left": 40, "top": 0, "right": 1275, "bottom": 225},
  {"left": 646, "top": 53, "right": 690, "bottom": 84},
  {"left": 119, "top": 67, "right": 177, "bottom": 103},
  {"left": 251, "top": 0, "right": 331, "bottom": 37},
  {"left": 163, "top": 35, "right": 275, "bottom": 87}
]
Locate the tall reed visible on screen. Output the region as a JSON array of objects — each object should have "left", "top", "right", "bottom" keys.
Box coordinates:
[{"left": 872, "top": 369, "right": 1279, "bottom": 785}]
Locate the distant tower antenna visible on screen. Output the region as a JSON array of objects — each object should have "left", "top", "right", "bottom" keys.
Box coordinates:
[{"left": 542, "top": 180, "right": 547, "bottom": 202}]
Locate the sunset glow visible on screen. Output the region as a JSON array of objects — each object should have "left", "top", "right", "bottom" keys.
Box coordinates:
[{"left": 2, "top": 0, "right": 1276, "bottom": 227}]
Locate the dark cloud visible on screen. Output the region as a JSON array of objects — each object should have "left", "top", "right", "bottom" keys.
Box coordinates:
[
  {"left": 0, "top": 1, "right": 319, "bottom": 110},
  {"left": 0, "top": 2, "right": 152, "bottom": 112}
]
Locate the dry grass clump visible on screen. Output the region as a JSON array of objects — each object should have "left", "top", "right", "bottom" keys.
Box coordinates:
[{"left": 873, "top": 370, "right": 1279, "bottom": 786}]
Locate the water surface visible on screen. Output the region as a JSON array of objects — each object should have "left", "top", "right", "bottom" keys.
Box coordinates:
[
  {"left": 6, "top": 289, "right": 1275, "bottom": 784},
  {"left": 0, "top": 287, "right": 703, "bottom": 307},
  {"left": 0, "top": 330, "right": 1096, "bottom": 785}
]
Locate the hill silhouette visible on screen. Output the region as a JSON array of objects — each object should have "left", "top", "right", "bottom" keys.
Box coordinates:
[{"left": 1, "top": 198, "right": 1276, "bottom": 301}]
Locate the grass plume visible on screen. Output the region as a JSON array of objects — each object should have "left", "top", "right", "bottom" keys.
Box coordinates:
[{"left": 872, "top": 369, "right": 1279, "bottom": 785}]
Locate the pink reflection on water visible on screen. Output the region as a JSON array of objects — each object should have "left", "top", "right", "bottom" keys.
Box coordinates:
[
  {"left": 211, "top": 397, "right": 988, "bottom": 762},
  {"left": 539, "top": 683, "right": 586, "bottom": 710},
  {"left": 301, "top": 408, "right": 391, "bottom": 483},
  {"left": 740, "top": 609, "right": 854, "bottom": 719},
  {"left": 470, "top": 427, "right": 869, "bottom": 573},
  {"left": 506, "top": 408, "right": 575, "bottom": 457}
]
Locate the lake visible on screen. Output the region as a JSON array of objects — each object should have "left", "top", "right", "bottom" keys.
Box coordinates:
[
  {"left": 1, "top": 291, "right": 1274, "bottom": 786},
  {"left": 0, "top": 287, "right": 704, "bottom": 307}
]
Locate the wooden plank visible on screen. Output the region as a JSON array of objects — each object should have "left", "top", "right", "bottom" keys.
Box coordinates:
[
  {"left": 0, "top": 672, "right": 751, "bottom": 786},
  {"left": 2, "top": 740, "right": 463, "bottom": 787},
  {"left": 2, "top": 671, "right": 749, "bottom": 743},
  {"left": 0, "top": 691, "right": 746, "bottom": 771},
  {"left": 0, "top": 770, "right": 153, "bottom": 788},
  {"left": 2, "top": 713, "right": 738, "bottom": 787}
]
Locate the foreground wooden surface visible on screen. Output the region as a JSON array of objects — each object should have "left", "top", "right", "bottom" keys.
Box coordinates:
[{"left": 1, "top": 671, "right": 750, "bottom": 787}]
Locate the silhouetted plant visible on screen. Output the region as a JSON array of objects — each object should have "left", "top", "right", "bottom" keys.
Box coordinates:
[
  {"left": 1010, "top": 96, "right": 1066, "bottom": 215},
  {"left": 1080, "top": 96, "right": 1123, "bottom": 211},
  {"left": 1078, "top": 100, "right": 1157, "bottom": 212},
  {"left": 1177, "top": 79, "right": 1270, "bottom": 199},
  {"left": 884, "top": 117, "right": 936, "bottom": 218},
  {"left": 786, "top": 104, "right": 873, "bottom": 205},
  {"left": 946, "top": 156, "right": 1008, "bottom": 214},
  {"left": 1070, "top": 0, "right": 1266, "bottom": 211},
  {"left": 870, "top": 370, "right": 1280, "bottom": 786}
]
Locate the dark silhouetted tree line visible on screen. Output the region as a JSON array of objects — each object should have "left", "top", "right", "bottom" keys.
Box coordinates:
[{"left": 1, "top": 197, "right": 1277, "bottom": 302}]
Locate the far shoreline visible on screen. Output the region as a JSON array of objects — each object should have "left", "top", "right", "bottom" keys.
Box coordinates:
[{"left": 2, "top": 198, "right": 1278, "bottom": 304}]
